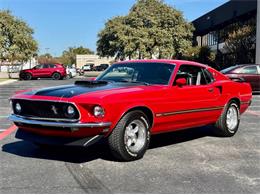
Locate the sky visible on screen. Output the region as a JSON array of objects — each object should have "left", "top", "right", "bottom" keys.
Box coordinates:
[{"left": 0, "top": 0, "right": 228, "bottom": 56}]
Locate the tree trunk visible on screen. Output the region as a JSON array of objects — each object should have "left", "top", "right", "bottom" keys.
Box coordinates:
[{"left": 7, "top": 64, "right": 11, "bottom": 79}]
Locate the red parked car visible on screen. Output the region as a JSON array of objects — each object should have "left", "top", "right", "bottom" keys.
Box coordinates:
[
  {"left": 19, "top": 64, "right": 67, "bottom": 80},
  {"left": 10, "top": 60, "right": 252, "bottom": 161},
  {"left": 221, "top": 64, "right": 260, "bottom": 92}
]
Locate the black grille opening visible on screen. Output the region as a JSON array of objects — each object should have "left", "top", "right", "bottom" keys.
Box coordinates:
[{"left": 12, "top": 99, "right": 80, "bottom": 120}]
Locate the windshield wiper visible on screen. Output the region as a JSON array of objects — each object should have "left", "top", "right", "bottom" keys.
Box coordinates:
[{"left": 117, "top": 79, "right": 150, "bottom": 86}]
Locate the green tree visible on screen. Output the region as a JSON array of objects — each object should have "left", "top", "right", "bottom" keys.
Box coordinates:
[
  {"left": 60, "top": 46, "right": 94, "bottom": 65},
  {"left": 224, "top": 24, "right": 256, "bottom": 65},
  {"left": 97, "top": 0, "right": 194, "bottom": 60},
  {"left": 182, "top": 46, "right": 217, "bottom": 68},
  {"left": 0, "top": 10, "right": 38, "bottom": 76}
]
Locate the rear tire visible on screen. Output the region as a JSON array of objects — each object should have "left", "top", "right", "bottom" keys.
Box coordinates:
[
  {"left": 214, "top": 101, "right": 240, "bottom": 137},
  {"left": 52, "top": 72, "right": 61, "bottom": 80},
  {"left": 108, "top": 110, "right": 150, "bottom": 161}
]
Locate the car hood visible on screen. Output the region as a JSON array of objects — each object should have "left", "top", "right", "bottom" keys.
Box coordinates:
[
  {"left": 23, "top": 81, "right": 144, "bottom": 98},
  {"left": 20, "top": 69, "right": 32, "bottom": 72}
]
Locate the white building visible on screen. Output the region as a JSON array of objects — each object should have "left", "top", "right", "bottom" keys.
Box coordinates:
[
  {"left": 76, "top": 54, "right": 114, "bottom": 68},
  {"left": 0, "top": 57, "right": 37, "bottom": 72}
]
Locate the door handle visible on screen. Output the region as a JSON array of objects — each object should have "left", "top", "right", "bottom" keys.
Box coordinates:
[{"left": 208, "top": 88, "right": 214, "bottom": 92}]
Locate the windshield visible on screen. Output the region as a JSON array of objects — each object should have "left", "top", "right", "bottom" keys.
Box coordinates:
[
  {"left": 96, "top": 62, "right": 175, "bottom": 85},
  {"left": 220, "top": 65, "right": 239, "bottom": 74}
]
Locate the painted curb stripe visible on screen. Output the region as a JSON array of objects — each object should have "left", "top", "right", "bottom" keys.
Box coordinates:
[{"left": 0, "top": 125, "right": 17, "bottom": 140}]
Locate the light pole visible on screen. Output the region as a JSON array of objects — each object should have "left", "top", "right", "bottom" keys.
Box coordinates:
[
  {"left": 45, "top": 48, "right": 50, "bottom": 55},
  {"left": 256, "top": 0, "right": 260, "bottom": 64}
]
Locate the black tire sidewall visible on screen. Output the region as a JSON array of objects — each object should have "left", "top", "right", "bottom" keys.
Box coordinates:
[
  {"left": 109, "top": 110, "right": 151, "bottom": 161},
  {"left": 224, "top": 102, "right": 240, "bottom": 134},
  {"left": 122, "top": 112, "right": 150, "bottom": 158},
  {"left": 26, "top": 73, "right": 32, "bottom": 80},
  {"left": 52, "top": 72, "right": 61, "bottom": 80}
]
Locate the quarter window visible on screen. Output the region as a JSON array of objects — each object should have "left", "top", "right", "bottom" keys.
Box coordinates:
[
  {"left": 35, "top": 65, "right": 43, "bottom": 69},
  {"left": 239, "top": 66, "right": 258, "bottom": 74},
  {"left": 203, "top": 69, "right": 215, "bottom": 84}
]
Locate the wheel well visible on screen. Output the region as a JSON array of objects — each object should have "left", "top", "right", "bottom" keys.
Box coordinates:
[
  {"left": 229, "top": 97, "right": 240, "bottom": 108},
  {"left": 127, "top": 106, "right": 154, "bottom": 128}
]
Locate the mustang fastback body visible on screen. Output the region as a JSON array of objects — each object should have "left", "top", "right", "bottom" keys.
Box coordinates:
[{"left": 9, "top": 60, "right": 252, "bottom": 161}]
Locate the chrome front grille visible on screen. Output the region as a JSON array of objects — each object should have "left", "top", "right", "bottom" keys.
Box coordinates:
[{"left": 11, "top": 99, "right": 80, "bottom": 121}]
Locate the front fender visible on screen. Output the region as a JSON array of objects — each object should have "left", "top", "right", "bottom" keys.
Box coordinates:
[{"left": 105, "top": 102, "right": 153, "bottom": 135}]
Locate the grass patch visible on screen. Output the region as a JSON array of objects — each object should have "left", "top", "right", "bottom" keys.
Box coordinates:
[
  {"left": 0, "top": 78, "right": 16, "bottom": 83},
  {"left": 0, "top": 78, "right": 9, "bottom": 82}
]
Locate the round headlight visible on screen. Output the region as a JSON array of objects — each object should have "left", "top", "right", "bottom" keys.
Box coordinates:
[
  {"left": 93, "top": 106, "right": 105, "bottom": 117},
  {"left": 67, "top": 105, "right": 75, "bottom": 116},
  {"left": 15, "top": 103, "right": 22, "bottom": 113}
]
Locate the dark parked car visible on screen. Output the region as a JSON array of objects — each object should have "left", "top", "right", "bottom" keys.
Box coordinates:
[
  {"left": 19, "top": 64, "right": 67, "bottom": 80},
  {"left": 94, "top": 64, "right": 109, "bottom": 71},
  {"left": 221, "top": 64, "right": 260, "bottom": 92}
]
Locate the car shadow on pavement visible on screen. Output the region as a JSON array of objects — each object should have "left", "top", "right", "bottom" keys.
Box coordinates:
[{"left": 2, "top": 125, "right": 217, "bottom": 163}]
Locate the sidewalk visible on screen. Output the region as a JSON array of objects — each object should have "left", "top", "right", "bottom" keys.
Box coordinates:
[{"left": 0, "top": 72, "right": 19, "bottom": 79}]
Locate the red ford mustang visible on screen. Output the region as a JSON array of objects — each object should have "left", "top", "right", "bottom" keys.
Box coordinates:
[{"left": 9, "top": 60, "right": 252, "bottom": 161}]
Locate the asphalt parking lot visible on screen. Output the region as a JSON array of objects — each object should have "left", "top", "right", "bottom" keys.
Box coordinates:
[{"left": 0, "top": 78, "right": 260, "bottom": 193}]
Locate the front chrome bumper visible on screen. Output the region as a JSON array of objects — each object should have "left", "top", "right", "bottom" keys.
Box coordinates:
[{"left": 9, "top": 114, "right": 111, "bottom": 128}]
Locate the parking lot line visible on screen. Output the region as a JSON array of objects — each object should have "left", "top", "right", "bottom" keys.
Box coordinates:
[
  {"left": 246, "top": 110, "right": 260, "bottom": 116},
  {"left": 0, "top": 125, "right": 17, "bottom": 140}
]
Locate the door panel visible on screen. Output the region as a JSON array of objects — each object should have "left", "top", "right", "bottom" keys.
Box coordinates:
[
  {"left": 152, "top": 64, "right": 222, "bottom": 133},
  {"left": 32, "top": 65, "right": 44, "bottom": 77},
  {"left": 152, "top": 85, "right": 221, "bottom": 133},
  {"left": 41, "top": 64, "right": 51, "bottom": 77}
]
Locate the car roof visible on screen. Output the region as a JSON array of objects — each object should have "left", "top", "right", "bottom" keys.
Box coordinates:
[
  {"left": 115, "top": 59, "right": 208, "bottom": 68},
  {"left": 235, "top": 64, "right": 259, "bottom": 67},
  {"left": 225, "top": 64, "right": 259, "bottom": 70}
]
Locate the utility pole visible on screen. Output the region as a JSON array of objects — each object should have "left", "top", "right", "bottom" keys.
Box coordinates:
[{"left": 256, "top": 0, "right": 260, "bottom": 64}]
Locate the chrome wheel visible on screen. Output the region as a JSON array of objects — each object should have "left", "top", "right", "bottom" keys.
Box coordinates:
[
  {"left": 226, "top": 105, "right": 238, "bottom": 132},
  {"left": 124, "top": 119, "right": 146, "bottom": 154}
]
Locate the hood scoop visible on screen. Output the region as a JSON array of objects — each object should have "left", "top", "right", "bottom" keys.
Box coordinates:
[{"left": 74, "top": 80, "right": 108, "bottom": 86}]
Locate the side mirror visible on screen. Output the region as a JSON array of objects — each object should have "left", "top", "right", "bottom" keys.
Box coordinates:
[{"left": 176, "top": 78, "right": 187, "bottom": 87}]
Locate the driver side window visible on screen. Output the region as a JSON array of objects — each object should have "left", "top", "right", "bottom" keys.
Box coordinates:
[
  {"left": 35, "top": 65, "right": 43, "bottom": 69},
  {"left": 174, "top": 64, "right": 208, "bottom": 86}
]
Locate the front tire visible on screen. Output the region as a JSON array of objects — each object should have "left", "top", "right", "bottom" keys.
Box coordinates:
[
  {"left": 108, "top": 111, "right": 150, "bottom": 161},
  {"left": 215, "top": 101, "right": 240, "bottom": 137}
]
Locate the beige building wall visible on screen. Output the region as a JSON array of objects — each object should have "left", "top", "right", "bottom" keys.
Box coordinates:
[{"left": 76, "top": 54, "right": 114, "bottom": 68}]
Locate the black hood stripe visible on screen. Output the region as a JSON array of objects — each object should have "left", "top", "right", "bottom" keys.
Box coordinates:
[{"left": 24, "top": 82, "right": 140, "bottom": 98}]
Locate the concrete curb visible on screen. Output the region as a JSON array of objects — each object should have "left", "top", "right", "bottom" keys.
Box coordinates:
[{"left": 0, "top": 79, "right": 17, "bottom": 86}]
